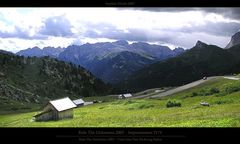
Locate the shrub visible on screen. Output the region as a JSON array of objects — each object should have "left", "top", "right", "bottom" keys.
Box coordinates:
[
  {"left": 137, "top": 104, "right": 154, "bottom": 109},
  {"left": 166, "top": 100, "right": 181, "bottom": 108},
  {"left": 224, "top": 86, "right": 240, "bottom": 94},
  {"left": 191, "top": 92, "right": 198, "bottom": 97},
  {"left": 196, "top": 88, "right": 220, "bottom": 96},
  {"left": 214, "top": 100, "right": 227, "bottom": 105},
  {"left": 198, "top": 89, "right": 208, "bottom": 96},
  {"left": 209, "top": 87, "right": 220, "bottom": 94}
]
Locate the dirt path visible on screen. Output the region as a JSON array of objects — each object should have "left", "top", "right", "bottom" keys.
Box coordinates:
[
  {"left": 132, "top": 76, "right": 219, "bottom": 99},
  {"left": 223, "top": 76, "right": 240, "bottom": 80}
]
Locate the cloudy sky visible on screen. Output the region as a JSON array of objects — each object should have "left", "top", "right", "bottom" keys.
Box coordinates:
[{"left": 0, "top": 8, "right": 240, "bottom": 52}]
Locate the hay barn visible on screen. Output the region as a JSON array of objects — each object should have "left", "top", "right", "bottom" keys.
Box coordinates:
[{"left": 34, "top": 97, "right": 76, "bottom": 121}]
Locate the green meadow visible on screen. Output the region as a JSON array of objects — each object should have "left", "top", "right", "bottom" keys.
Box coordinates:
[{"left": 1, "top": 76, "right": 240, "bottom": 127}]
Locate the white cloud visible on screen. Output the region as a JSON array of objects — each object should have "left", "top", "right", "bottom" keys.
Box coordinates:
[
  {"left": 0, "top": 8, "right": 239, "bottom": 52},
  {"left": 169, "top": 32, "right": 230, "bottom": 48},
  {"left": 0, "top": 37, "right": 76, "bottom": 53}
]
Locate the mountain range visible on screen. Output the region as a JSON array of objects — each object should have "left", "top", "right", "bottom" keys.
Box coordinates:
[
  {"left": 14, "top": 31, "right": 240, "bottom": 93},
  {"left": 115, "top": 32, "right": 240, "bottom": 92},
  {"left": 16, "top": 40, "right": 184, "bottom": 83},
  {"left": 17, "top": 46, "right": 65, "bottom": 58}
]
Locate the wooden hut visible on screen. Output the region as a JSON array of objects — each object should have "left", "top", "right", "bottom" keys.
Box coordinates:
[
  {"left": 118, "top": 93, "right": 132, "bottom": 99},
  {"left": 34, "top": 97, "right": 76, "bottom": 121},
  {"left": 73, "top": 99, "right": 85, "bottom": 107}
]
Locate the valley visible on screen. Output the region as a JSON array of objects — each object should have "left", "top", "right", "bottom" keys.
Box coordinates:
[
  {"left": 1, "top": 27, "right": 240, "bottom": 127},
  {"left": 1, "top": 75, "right": 240, "bottom": 127}
]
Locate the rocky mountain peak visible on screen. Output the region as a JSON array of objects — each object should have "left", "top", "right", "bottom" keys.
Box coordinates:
[
  {"left": 113, "top": 40, "right": 129, "bottom": 46},
  {"left": 31, "top": 46, "right": 41, "bottom": 50},
  {"left": 195, "top": 40, "right": 208, "bottom": 48},
  {"left": 173, "top": 47, "right": 184, "bottom": 51},
  {"left": 226, "top": 31, "right": 240, "bottom": 49}
]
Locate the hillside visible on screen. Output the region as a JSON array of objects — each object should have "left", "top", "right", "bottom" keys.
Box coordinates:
[
  {"left": 0, "top": 51, "right": 110, "bottom": 114},
  {"left": 116, "top": 41, "right": 240, "bottom": 92},
  {"left": 227, "top": 43, "right": 240, "bottom": 62},
  {"left": 58, "top": 41, "right": 184, "bottom": 83},
  {"left": 87, "top": 51, "right": 156, "bottom": 83},
  {"left": 17, "top": 40, "right": 184, "bottom": 83},
  {"left": 1, "top": 76, "right": 240, "bottom": 127}
]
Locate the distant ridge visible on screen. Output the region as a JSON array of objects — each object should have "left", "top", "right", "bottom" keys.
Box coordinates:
[
  {"left": 16, "top": 40, "right": 185, "bottom": 83},
  {"left": 116, "top": 40, "right": 240, "bottom": 92}
]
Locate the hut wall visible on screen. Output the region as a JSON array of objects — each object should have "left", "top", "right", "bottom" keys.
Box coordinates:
[
  {"left": 35, "top": 110, "right": 58, "bottom": 121},
  {"left": 76, "top": 103, "right": 84, "bottom": 107},
  {"left": 35, "top": 103, "right": 74, "bottom": 121},
  {"left": 58, "top": 109, "right": 73, "bottom": 120},
  {"left": 35, "top": 111, "right": 54, "bottom": 121}
]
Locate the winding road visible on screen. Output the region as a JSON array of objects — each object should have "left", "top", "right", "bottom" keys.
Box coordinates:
[{"left": 132, "top": 76, "right": 219, "bottom": 99}]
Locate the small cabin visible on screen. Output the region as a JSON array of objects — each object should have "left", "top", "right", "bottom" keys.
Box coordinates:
[
  {"left": 200, "top": 102, "right": 210, "bottom": 106},
  {"left": 118, "top": 93, "right": 132, "bottom": 99},
  {"left": 73, "top": 99, "right": 85, "bottom": 107},
  {"left": 203, "top": 76, "right": 207, "bottom": 80},
  {"left": 34, "top": 97, "right": 76, "bottom": 121},
  {"left": 84, "top": 101, "right": 94, "bottom": 106}
]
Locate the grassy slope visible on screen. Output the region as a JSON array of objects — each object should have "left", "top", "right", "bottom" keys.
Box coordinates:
[
  {"left": 0, "top": 53, "right": 111, "bottom": 112},
  {"left": 0, "top": 100, "right": 41, "bottom": 115},
  {"left": 1, "top": 77, "right": 240, "bottom": 127}
]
